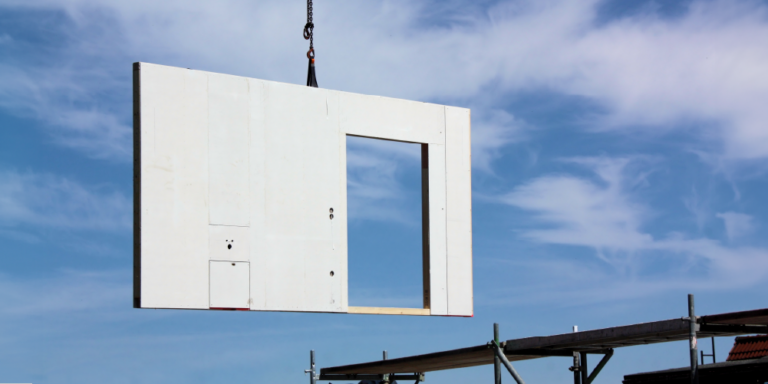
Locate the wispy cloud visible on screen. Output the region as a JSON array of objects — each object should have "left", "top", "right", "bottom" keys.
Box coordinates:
[
  {"left": 0, "top": 168, "right": 131, "bottom": 231},
  {"left": 4, "top": 0, "right": 768, "bottom": 167},
  {"left": 502, "top": 157, "right": 652, "bottom": 251},
  {"left": 716, "top": 211, "right": 755, "bottom": 241},
  {"left": 683, "top": 186, "right": 711, "bottom": 230},
  {"left": 472, "top": 109, "right": 528, "bottom": 174},
  {"left": 0, "top": 63, "right": 132, "bottom": 161},
  {"left": 499, "top": 156, "right": 768, "bottom": 296}
]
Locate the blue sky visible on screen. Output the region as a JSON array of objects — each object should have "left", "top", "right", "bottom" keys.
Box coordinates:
[{"left": 1, "top": 0, "right": 768, "bottom": 382}]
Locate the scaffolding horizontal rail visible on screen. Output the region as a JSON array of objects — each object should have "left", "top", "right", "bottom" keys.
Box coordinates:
[
  {"left": 319, "top": 307, "right": 768, "bottom": 375},
  {"left": 319, "top": 373, "right": 424, "bottom": 381}
]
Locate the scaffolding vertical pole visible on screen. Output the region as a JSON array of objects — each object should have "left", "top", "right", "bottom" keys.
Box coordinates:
[
  {"left": 573, "top": 352, "right": 581, "bottom": 384},
  {"left": 688, "top": 294, "right": 699, "bottom": 384},
  {"left": 495, "top": 323, "right": 501, "bottom": 384},
  {"left": 572, "top": 326, "right": 581, "bottom": 384},
  {"left": 310, "top": 350, "right": 317, "bottom": 384},
  {"left": 580, "top": 352, "right": 588, "bottom": 384}
]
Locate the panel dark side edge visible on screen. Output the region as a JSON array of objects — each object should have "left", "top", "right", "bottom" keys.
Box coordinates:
[
  {"left": 421, "top": 143, "right": 430, "bottom": 309},
  {"left": 133, "top": 62, "right": 141, "bottom": 308}
]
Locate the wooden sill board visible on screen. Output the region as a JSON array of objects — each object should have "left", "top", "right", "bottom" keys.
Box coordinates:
[{"left": 348, "top": 306, "right": 431, "bottom": 316}]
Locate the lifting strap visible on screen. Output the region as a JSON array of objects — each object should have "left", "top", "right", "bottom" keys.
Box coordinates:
[{"left": 304, "top": 0, "right": 318, "bottom": 87}]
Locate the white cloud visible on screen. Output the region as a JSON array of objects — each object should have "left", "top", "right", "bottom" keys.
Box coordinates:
[
  {"left": 472, "top": 109, "right": 528, "bottom": 173},
  {"left": 328, "top": 0, "right": 768, "bottom": 163},
  {"left": 502, "top": 157, "right": 652, "bottom": 251},
  {"left": 683, "top": 187, "right": 710, "bottom": 230},
  {"left": 501, "top": 156, "right": 768, "bottom": 290},
  {"left": 50, "top": 109, "right": 132, "bottom": 160},
  {"left": 4, "top": 0, "right": 768, "bottom": 165},
  {"left": 563, "top": 0, "right": 768, "bottom": 161},
  {"left": 0, "top": 168, "right": 131, "bottom": 231},
  {"left": 716, "top": 211, "right": 755, "bottom": 240},
  {"left": 0, "top": 64, "right": 132, "bottom": 161}
]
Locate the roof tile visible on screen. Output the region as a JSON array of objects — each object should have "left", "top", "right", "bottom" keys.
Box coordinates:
[{"left": 727, "top": 335, "right": 768, "bottom": 361}]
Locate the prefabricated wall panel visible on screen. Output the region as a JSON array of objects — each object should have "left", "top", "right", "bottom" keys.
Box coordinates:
[{"left": 134, "top": 62, "right": 473, "bottom": 316}]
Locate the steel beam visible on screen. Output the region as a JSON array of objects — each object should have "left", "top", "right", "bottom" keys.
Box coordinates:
[
  {"left": 319, "top": 373, "right": 424, "bottom": 381},
  {"left": 699, "top": 324, "right": 768, "bottom": 334},
  {"left": 504, "top": 349, "right": 611, "bottom": 357}
]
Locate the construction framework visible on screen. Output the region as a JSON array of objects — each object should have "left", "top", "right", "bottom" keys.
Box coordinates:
[{"left": 307, "top": 295, "right": 768, "bottom": 384}]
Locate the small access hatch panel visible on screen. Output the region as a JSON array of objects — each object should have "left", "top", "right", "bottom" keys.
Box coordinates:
[{"left": 210, "top": 261, "right": 250, "bottom": 309}]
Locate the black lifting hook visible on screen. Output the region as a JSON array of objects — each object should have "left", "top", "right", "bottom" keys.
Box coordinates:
[{"left": 304, "top": 0, "right": 318, "bottom": 88}]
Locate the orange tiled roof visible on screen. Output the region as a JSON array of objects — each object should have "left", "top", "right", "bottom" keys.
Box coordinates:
[{"left": 727, "top": 335, "right": 768, "bottom": 361}]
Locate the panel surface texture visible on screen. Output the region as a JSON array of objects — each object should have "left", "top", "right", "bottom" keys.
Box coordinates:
[
  {"left": 210, "top": 261, "right": 250, "bottom": 309},
  {"left": 135, "top": 62, "right": 471, "bottom": 316},
  {"left": 427, "top": 143, "right": 448, "bottom": 315},
  {"left": 339, "top": 93, "right": 445, "bottom": 144},
  {"left": 208, "top": 72, "right": 250, "bottom": 227},
  {"left": 246, "top": 78, "right": 268, "bottom": 309},
  {"left": 445, "top": 107, "right": 473, "bottom": 316},
  {"left": 259, "top": 82, "right": 344, "bottom": 313},
  {"left": 139, "top": 63, "right": 209, "bottom": 309}
]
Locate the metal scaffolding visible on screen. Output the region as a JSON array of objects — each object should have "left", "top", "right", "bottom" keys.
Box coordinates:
[{"left": 308, "top": 295, "right": 768, "bottom": 383}]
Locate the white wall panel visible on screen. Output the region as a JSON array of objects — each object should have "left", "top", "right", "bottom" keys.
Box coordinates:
[
  {"left": 428, "top": 143, "right": 448, "bottom": 315},
  {"left": 135, "top": 63, "right": 470, "bottom": 316},
  {"left": 208, "top": 73, "right": 250, "bottom": 227},
  {"left": 445, "top": 107, "right": 473, "bottom": 316}
]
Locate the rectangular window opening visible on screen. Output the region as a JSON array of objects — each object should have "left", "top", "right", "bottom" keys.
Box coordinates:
[{"left": 346, "top": 135, "right": 430, "bottom": 313}]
